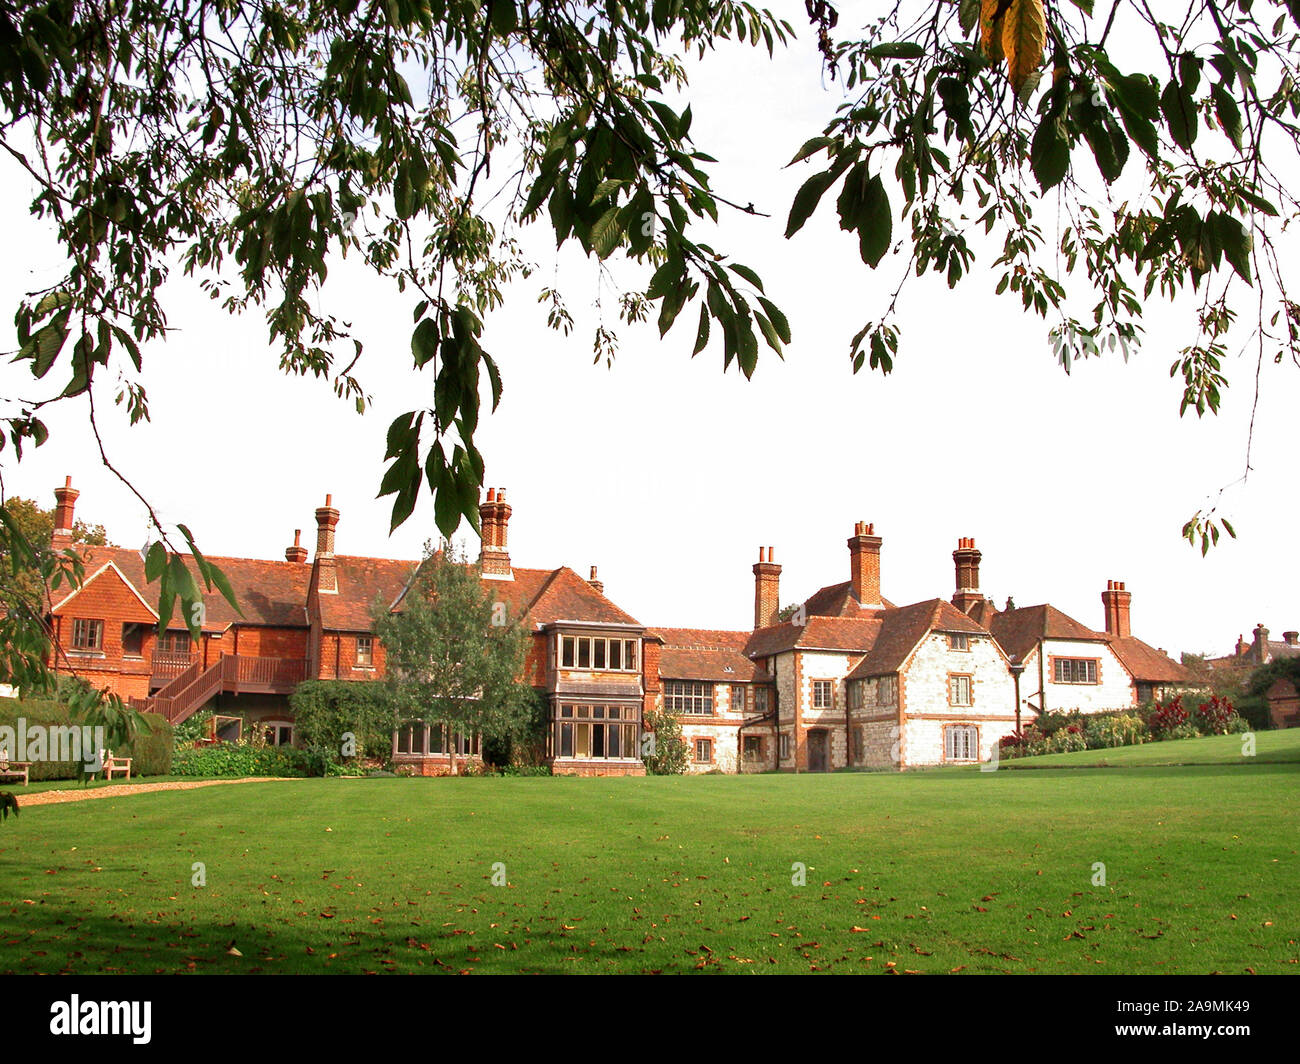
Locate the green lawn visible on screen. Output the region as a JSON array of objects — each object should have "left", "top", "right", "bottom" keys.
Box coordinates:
[{"left": 2, "top": 735, "right": 1298, "bottom": 974}]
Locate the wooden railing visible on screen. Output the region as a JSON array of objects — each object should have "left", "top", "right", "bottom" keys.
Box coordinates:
[
  {"left": 136, "top": 654, "right": 307, "bottom": 725},
  {"left": 150, "top": 652, "right": 195, "bottom": 685}
]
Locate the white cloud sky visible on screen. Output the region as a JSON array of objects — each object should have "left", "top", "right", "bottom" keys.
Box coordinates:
[{"left": 2, "top": 6, "right": 1296, "bottom": 660}]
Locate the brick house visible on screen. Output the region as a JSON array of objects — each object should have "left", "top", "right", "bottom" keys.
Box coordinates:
[
  {"left": 41, "top": 477, "right": 1194, "bottom": 774},
  {"left": 42, "top": 480, "right": 650, "bottom": 776},
  {"left": 652, "top": 526, "right": 1193, "bottom": 772},
  {"left": 1209, "top": 623, "right": 1300, "bottom": 728}
]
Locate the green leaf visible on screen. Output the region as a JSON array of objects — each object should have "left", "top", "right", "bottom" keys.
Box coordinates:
[
  {"left": 692, "top": 302, "right": 710, "bottom": 356},
  {"left": 786, "top": 168, "right": 839, "bottom": 238},
  {"left": 757, "top": 297, "right": 791, "bottom": 344},
  {"left": 1030, "top": 114, "right": 1070, "bottom": 191},
  {"left": 144, "top": 541, "right": 168, "bottom": 583},
  {"left": 1212, "top": 83, "right": 1243, "bottom": 149},
  {"left": 1212, "top": 212, "right": 1253, "bottom": 284},
  {"left": 590, "top": 205, "right": 624, "bottom": 258},
  {"left": 1161, "top": 80, "right": 1198, "bottom": 151},
  {"left": 858, "top": 175, "right": 892, "bottom": 268},
  {"left": 411, "top": 319, "right": 439, "bottom": 367},
  {"left": 726, "top": 263, "right": 765, "bottom": 292}
]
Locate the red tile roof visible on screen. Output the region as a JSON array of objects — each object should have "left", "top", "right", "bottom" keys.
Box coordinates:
[
  {"left": 1106, "top": 636, "right": 1194, "bottom": 684},
  {"left": 648, "top": 628, "right": 772, "bottom": 682},
  {"left": 802, "top": 581, "right": 896, "bottom": 617},
  {"left": 74, "top": 545, "right": 312, "bottom": 630},
  {"left": 847, "top": 599, "right": 991, "bottom": 679},
  {"left": 745, "top": 614, "right": 884, "bottom": 658},
  {"left": 988, "top": 604, "right": 1107, "bottom": 663}
]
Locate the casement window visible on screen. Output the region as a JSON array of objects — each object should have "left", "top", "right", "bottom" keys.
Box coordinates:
[
  {"left": 948, "top": 632, "right": 970, "bottom": 651},
  {"left": 395, "top": 724, "right": 479, "bottom": 757},
  {"left": 665, "top": 680, "right": 714, "bottom": 715},
  {"left": 694, "top": 738, "right": 714, "bottom": 763},
  {"left": 848, "top": 681, "right": 862, "bottom": 711},
  {"left": 812, "top": 680, "right": 833, "bottom": 709},
  {"left": 877, "top": 675, "right": 898, "bottom": 707},
  {"left": 559, "top": 634, "right": 639, "bottom": 672},
  {"left": 730, "top": 684, "right": 746, "bottom": 712},
  {"left": 556, "top": 704, "right": 638, "bottom": 760},
  {"left": 742, "top": 736, "right": 763, "bottom": 761},
  {"left": 121, "top": 622, "right": 145, "bottom": 658},
  {"left": 945, "top": 725, "right": 978, "bottom": 762},
  {"left": 158, "top": 630, "right": 191, "bottom": 656},
  {"left": 71, "top": 618, "right": 104, "bottom": 652},
  {"left": 852, "top": 726, "right": 865, "bottom": 764},
  {"left": 779, "top": 734, "right": 791, "bottom": 760},
  {"left": 753, "top": 687, "right": 770, "bottom": 714},
  {"left": 949, "top": 674, "right": 973, "bottom": 707},
  {"left": 1053, "top": 658, "right": 1099, "bottom": 684},
  {"left": 262, "top": 721, "right": 294, "bottom": 747},
  {"left": 356, "top": 636, "right": 373, "bottom": 666}
]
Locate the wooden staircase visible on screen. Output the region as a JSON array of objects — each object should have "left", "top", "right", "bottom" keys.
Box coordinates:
[{"left": 130, "top": 654, "right": 305, "bottom": 725}]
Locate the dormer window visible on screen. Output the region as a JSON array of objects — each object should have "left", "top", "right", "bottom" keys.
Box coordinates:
[{"left": 948, "top": 632, "right": 970, "bottom": 651}]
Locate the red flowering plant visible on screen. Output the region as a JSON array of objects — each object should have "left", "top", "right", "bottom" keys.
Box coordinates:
[
  {"left": 1148, "top": 696, "right": 1190, "bottom": 738},
  {"left": 1195, "top": 694, "right": 1239, "bottom": 735}
]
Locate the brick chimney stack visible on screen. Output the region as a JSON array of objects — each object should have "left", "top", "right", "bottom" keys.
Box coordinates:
[
  {"left": 478, "top": 487, "right": 512, "bottom": 578},
  {"left": 51, "top": 476, "right": 79, "bottom": 550},
  {"left": 1252, "top": 623, "right": 1270, "bottom": 664},
  {"left": 952, "top": 537, "right": 983, "bottom": 614},
  {"left": 1284, "top": 631, "right": 1299, "bottom": 647},
  {"left": 286, "top": 529, "right": 308, "bottom": 563},
  {"left": 312, "top": 494, "right": 340, "bottom": 594},
  {"left": 847, "top": 522, "right": 883, "bottom": 608},
  {"left": 753, "top": 546, "right": 781, "bottom": 629},
  {"left": 1101, "top": 580, "right": 1132, "bottom": 638},
  {"left": 588, "top": 566, "right": 604, "bottom": 595}
]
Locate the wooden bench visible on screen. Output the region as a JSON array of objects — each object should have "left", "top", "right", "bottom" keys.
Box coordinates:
[
  {"left": 0, "top": 759, "right": 31, "bottom": 785},
  {"left": 101, "top": 752, "right": 132, "bottom": 781}
]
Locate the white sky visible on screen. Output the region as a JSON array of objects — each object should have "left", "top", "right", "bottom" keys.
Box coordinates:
[{"left": 1, "top": 6, "right": 1297, "bottom": 659}]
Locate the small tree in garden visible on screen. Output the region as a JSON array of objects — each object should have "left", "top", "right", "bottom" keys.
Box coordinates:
[
  {"left": 642, "top": 708, "right": 689, "bottom": 775},
  {"left": 373, "top": 542, "right": 531, "bottom": 775}
]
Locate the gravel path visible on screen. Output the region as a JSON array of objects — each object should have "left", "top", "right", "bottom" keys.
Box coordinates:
[{"left": 13, "top": 777, "right": 298, "bottom": 806}]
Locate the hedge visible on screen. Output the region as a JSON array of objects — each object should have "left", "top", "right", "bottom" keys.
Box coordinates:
[{"left": 0, "top": 699, "right": 172, "bottom": 780}]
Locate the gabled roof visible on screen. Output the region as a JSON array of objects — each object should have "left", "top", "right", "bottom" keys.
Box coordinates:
[
  {"left": 745, "top": 614, "right": 883, "bottom": 658},
  {"left": 988, "top": 603, "right": 1107, "bottom": 663},
  {"left": 49, "top": 560, "right": 158, "bottom": 621},
  {"left": 1106, "top": 636, "right": 1194, "bottom": 684},
  {"left": 379, "top": 562, "right": 641, "bottom": 633},
  {"left": 802, "top": 580, "right": 895, "bottom": 617},
  {"left": 73, "top": 546, "right": 312, "bottom": 630},
  {"left": 847, "top": 598, "right": 991, "bottom": 679},
  {"left": 648, "top": 627, "right": 772, "bottom": 683}
]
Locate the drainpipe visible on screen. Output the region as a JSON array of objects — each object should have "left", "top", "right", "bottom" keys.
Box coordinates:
[
  {"left": 1010, "top": 662, "right": 1025, "bottom": 734},
  {"left": 1037, "top": 639, "right": 1046, "bottom": 716}
]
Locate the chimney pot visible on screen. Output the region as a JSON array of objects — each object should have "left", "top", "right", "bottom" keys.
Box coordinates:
[
  {"left": 952, "top": 536, "right": 984, "bottom": 614},
  {"left": 1284, "top": 631, "right": 1298, "bottom": 646},
  {"left": 1101, "top": 579, "right": 1132, "bottom": 638},
  {"left": 52, "top": 476, "right": 81, "bottom": 546},
  {"left": 847, "top": 522, "right": 883, "bottom": 607},
  {"left": 478, "top": 486, "right": 513, "bottom": 577},
  {"left": 753, "top": 546, "right": 782, "bottom": 629}
]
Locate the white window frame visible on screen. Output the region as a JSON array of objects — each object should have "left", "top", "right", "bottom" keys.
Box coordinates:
[
  {"left": 812, "top": 680, "right": 833, "bottom": 709},
  {"left": 948, "top": 632, "right": 970, "bottom": 652},
  {"left": 694, "top": 738, "right": 714, "bottom": 763},
  {"left": 945, "top": 724, "right": 978, "bottom": 762},
  {"left": 949, "top": 674, "right": 973, "bottom": 708},
  {"left": 356, "top": 635, "right": 374, "bottom": 666},
  {"left": 559, "top": 634, "right": 639, "bottom": 673},
  {"left": 665, "top": 680, "right": 714, "bottom": 715}
]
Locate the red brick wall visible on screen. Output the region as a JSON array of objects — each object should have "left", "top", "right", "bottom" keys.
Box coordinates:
[{"left": 50, "top": 566, "right": 160, "bottom": 701}]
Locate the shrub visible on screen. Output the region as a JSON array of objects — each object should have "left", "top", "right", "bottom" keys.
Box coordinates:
[
  {"left": 0, "top": 700, "right": 171, "bottom": 779},
  {"left": 1084, "top": 712, "right": 1146, "bottom": 750},
  {"left": 1194, "top": 694, "right": 1242, "bottom": 735},
  {"left": 1045, "top": 726, "right": 1087, "bottom": 754},
  {"left": 642, "top": 709, "right": 688, "bottom": 775},
  {"left": 1148, "top": 696, "right": 1190, "bottom": 739},
  {"left": 172, "top": 742, "right": 313, "bottom": 778},
  {"left": 289, "top": 680, "right": 395, "bottom": 765}
]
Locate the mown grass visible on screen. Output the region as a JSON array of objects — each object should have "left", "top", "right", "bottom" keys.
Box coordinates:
[
  {"left": 1, "top": 735, "right": 1297, "bottom": 975},
  {"left": 993, "top": 728, "right": 1299, "bottom": 770}
]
